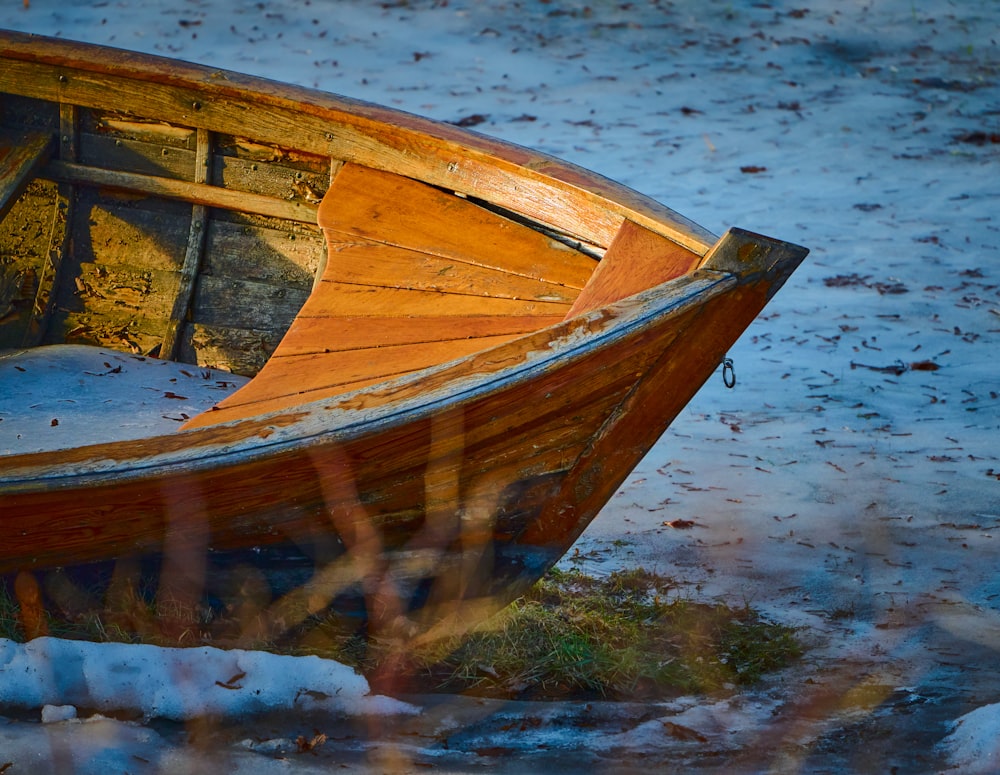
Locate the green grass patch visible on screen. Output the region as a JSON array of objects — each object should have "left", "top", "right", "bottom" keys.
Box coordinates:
[{"left": 351, "top": 567, "right": 802, "bottom": 700}]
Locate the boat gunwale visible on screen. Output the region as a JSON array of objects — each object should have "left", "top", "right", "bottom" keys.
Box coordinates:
[
  {"left": 0, "top": 269, "right": 739, "bottom": 489},
  {"left": 0, "top": 29, "right": 717, "bottom": 253}
]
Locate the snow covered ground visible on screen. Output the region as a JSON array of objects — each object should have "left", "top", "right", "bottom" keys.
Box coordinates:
[{"left": 0, "top": 0, "right": 998, "bottom": 771}]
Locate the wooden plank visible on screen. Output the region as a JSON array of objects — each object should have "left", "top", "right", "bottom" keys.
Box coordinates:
[
  {"left": 182, "top": 334, "right": 523, "bottom": 427},
  {"left": 275, "top": 314, "right": 564, "bottom": 356},
  {"left": 249, "top": 335, "right": 524, "bottom": 402},
  {"left": 319, "top": 164, "right": 594, "bottom": 289},
  {"left": 190, "top": 276, "right": 310, "bottom": 329},
  {"left": 212, "top": 148, "right": 331, "bottom": 203},
  {"left": 81, "top": 133, "right": 197, "bottom": 180},
  {"left": 297, "top": 280, "right": 570, "bottom": 318},
  {"left": 202, "top": 217, "right": 322, "bottom": 288},
  {"left": 41, "top": 160, "right": 319, "bottom": 223},
  {"left": 71, "top": 195, "right": 191, "bottom": 271},
  {"left": 183, "top": 163, "right": 591, "bottom": 428},
  {"left": 181, "top": 323, "right": 284, "bottom": 377},
  {"left": 0, "top": 130, "right": 54, "bottom": 221},
  {"left": 326, "top": 240, "right": 579, "bottom": 303},
  {"left": 565, "top": 219, "right": 702, "bottom": 318},
  {"left": 162, "top": 128, "right": 212, "bottom": 360}
]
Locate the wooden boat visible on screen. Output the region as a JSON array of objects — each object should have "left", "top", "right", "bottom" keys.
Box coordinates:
[{"left": 0, "top": 31, "right": 807, "bottom": 643}]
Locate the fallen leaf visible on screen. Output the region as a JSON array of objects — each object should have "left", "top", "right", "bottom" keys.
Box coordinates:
[
  {"left": 296, "top": 732, "right": 328, "bottom": 753},
  {"left": 450, "top": 113, "right": 489, "bottom": 127},
  {"left": 662, "top": 720, "right": 708, "bottom": 742}
]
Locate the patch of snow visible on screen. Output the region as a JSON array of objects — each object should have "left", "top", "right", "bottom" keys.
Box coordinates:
[
  {"left": 0, "top": 637, "right": 415, "bottom": 721},
  {"left": 940, "top": 704, "right": 1000, "bottom": 774}
]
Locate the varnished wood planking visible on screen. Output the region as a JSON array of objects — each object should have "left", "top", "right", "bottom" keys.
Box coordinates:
[
  {"left": 273, "top": 314, "right": 566, "bottom": 357},
  {"left": 565, "top": 219, "right": 703, "bottom": 318},
  {"left": 182, "top": 162, "right": 590, "bottom": 425},
  {"left": 294, "top": 280, "right": 570, "bottom": 318},
  {"left": 320, "top": 164, "right": 594, "bottom": 289},
  {"left": 183, "top": 333, "right": 525, "bottom": 426},
  {"left": 526, "top": 235, "right": 808, "bottom": 548},
  {"left": 325, "top": 241, "right": 579, "bottom": 304}
]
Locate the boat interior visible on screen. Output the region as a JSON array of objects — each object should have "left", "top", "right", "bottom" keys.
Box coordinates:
[{"left": 1, "top": 77, "right": 707, "bottom": 450}]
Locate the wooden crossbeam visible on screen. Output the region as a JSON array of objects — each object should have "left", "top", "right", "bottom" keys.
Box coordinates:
[{"left": 40, "top": 159, "right": 319, "bottom": 223}]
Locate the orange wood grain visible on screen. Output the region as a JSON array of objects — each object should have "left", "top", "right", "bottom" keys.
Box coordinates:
[
  {"left": 183, "top": 333, "right": 523, "bottom": 426},
  {"left": 296, "top": 281, "right": 570, "bottom": 318},
  {"left": 527, "top": 282, "right": 778, "bottom": 547},
  {"left": 565, "top": 219, "right": 702, "bottom": 319},
  {"left": 273, "top": 314, "right": 565, "bottom": 356},
  {"left": 319, "top": 163, "right": 595, "bottom": 289},
  {"left": 325, "top": 240, "right": 579, "bottom": 304},
  {"left": 184, "top": 163, "right": 597, "bottom": 427}
]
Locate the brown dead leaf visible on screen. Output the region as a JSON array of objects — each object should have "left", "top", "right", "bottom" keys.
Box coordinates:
[
  {"left": 296, "top": 732, "right": 328, "bottom": 753},
  {"left": 450, "top": 113, "right": 489, "bottom": 127},
  {"left": 662, "top": 720, "right": 708, "bottom": 742}
]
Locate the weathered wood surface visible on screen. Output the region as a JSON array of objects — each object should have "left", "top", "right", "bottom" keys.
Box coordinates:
[
  {"left": 161, "top": 127, "right": 212, "bottom": 360},
  {"left": 42, "top": 160, "right": 319, "bottom": 223},
  {"left": 0, "top": 130, "right": 54, "bottom": 221}
]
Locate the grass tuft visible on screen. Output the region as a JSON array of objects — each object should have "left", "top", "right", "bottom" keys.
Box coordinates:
[{"left": 356, "top": 567, "right": 802, "bottom": 700}]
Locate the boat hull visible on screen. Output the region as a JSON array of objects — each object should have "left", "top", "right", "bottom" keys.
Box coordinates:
[{"left": 0, "top": 32, "right": 807, "bottom": 640}]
